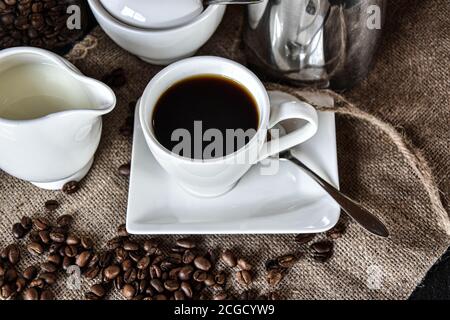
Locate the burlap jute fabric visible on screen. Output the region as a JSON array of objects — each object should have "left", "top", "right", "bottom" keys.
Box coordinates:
[{"left": 1, "top": 1, "right": 449, "bottom": 299}]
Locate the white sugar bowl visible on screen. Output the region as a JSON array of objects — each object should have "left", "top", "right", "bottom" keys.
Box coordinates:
[{"left": 87, "top": 0, "right": 226, "bottom": 65}]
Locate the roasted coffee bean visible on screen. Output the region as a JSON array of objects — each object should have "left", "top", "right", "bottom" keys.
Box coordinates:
[
  {"left": 114, "top": 247, "right": 128, "bottom": 264},
  {"left": 118, "top": 163, "right": 131, "bottom": 177},
  {"left": 295, "top": 233, "right": 316, "bottom": 245},
  {"left": 81, "top": 236, "right": 94, "bottom": 250},
  {"left": 56, "top": 214, "right": 73, "bottom": 228},
  {"left": 1, "top": 283, "right": 15, "bottom": 299},
  {"left": 268, "top": 292, "right": 281, "bottom": 300},
  {"left": 27, "top": 242, "right": 44, "bottom": 256},
  {"left": 128, "top": 251, "right": 142, "bottom": 263},
  {"left": 76, "top": 251, "right": 92, "bottom": 268},
  {"left": 122, "top": 284, "right": 135, "bottom": 299},
  {"left": 313, "top": 251, "right": 333, "bottom": 263},
  {"left": 137, "top": 256, "right": 150, "bottom": 270},
  {"left": 113, "top": 276, "right": 125, "bottom": 291},
  {"left": 154, "top": 294, "right": 167, "bottom": 300},
  {"left": 28, "top": 231, "right": 40, "bottom": 243},
  {"left": 123, "top": 268, "right": 137, "bottom": 284},
  {"left": 267, "top": 269, "right": 284, "bottom": 286},
  {"left": 62, "top": 181, "right": 79, "bottom": 194},
  {"left": 327, "top": 222, "right": 346, "bottom": 240},
  {"left": 236, "top": 270, "right": 252, "bottom": 286},
  {"left": 164, "top": 279, "right": 179, "bottom": 292},
  {"left": 143, "top": 239, "right": 158, "bottom": 252},
  {"left": 62, "top": 256, "right": 73, "bottom": 270},
  {"left": 107, "top": 237, "right": 123, "bottom": 250},
  {"left": 215, "top": 271, "right": 226, "bottom": 286},
  {"left": 23, "top": 287, "right": 39, "bottom": 300},
  {"left": 238, "top": 290, "right": 257, "bottom": 300},
  {"left": 47, "top": 254, "right": 61, "bottom": 266},
  {"left": 84, "top": 265, "right": 100, "bottom": 280},
  {"left": 48, "top": 243, "right": 61, "bottom": 255},
  {"left": 33, "top": 217, "right": 50, "bottom": 231},
  {"left": 40, "top": 272, "right": 57, "bottom": 285},
  {"left": 137, "top": 268, "right": 148, "bottom": 280},
  {"left": 23, "top": 266, "right": 38, "bottom": 281},
  {"left": 193, "top": 270, "right": 207, "bottom": 282},
  {"left": 45, "top": 199, "right": 59, "bottom": 211},
  {"left": 176, "top": 238, "right": 196, "bottom": 249},
  {"left": 194, "top": 256, "right": 211, "bottom": 271},
  {"left": 174, "top": 290, "right": 185, "bottom": 300},
  {"left": 90, "top": 284, "right": 106, "bottom": 298},
  {"left": 149, "top": 265, "right": 162, "bottom": 279},
  {"left": 41, "top": 262, "right": 57, "bottom": 273},
  {"left": 277, "top": 255, "right": 298, "bottom": 268},
  {"left": 182, "top": 250, "right": 196, "bottom": 264},
  {"left": 12, "top": 223, "right": 26, "bottom": 239},
  {"left": 204, "top": 274, "right": 215, "bottom": 287},
  {"left": 20, "top": 216, "right": 33, "bottom": 230},
  {"left": 38, "top": 230, "right": 51, "bottom": 244},
  {"left": 220, "top": 249, "right": 237, "bottom": 267},
  {"left": 64, "top": 245, "right": 78, "bottom": 258},
  {"left": 168, "top": 267, "right": 181, "bottom": 280},
  {"left": 8, "top": 245, "right": 20, "bottom": 265},
  {"left": 117, "top": 224, "right": 129, "bottom": 237},
  {"left": 121, "top": 259, "right": 133, "bottom": 272},
  {"left": 265, "top": 259, "right": 279, "bottom": 271},
  {"left": 98, "top": 251, "right": 113, "bottom": 268},
  {"left": 66, "top": 233, "right": 80, "bottom": 246},
  {"left": 40, "top": 289, "right": 54, "bottom": 300},
  {"left": 0, "top": 245, "right": 10, "bottom": 259},
  {"left": 123, "top": 240, "right": 139, "bottom": 251},
  {"left": 167, "top": 253, "right": 182, "bottom": 265},
  {"left": 5, "top": 268, "right": 18, "bottom": 282},
  {"left": 85, "top": 292, "right": 100, "bottom": 300},
  {"left": 88, "top": 253, "right": 99, "bottom": 268},
  {"left": 311, "top": 241, "right": 334, "bottom": 254},
  {"left": 213, "top": 292, "right": 228, "bottom": 300},
  {"left": 29, "top": 278, "right": 45, "bottom": 289},
  {"left": 150, "top": 279, "right": 164, "bottom": 293},
  {"left": 102, "top": 68, "right": 126, "bottom": 88},
  {"left": 178, "top": 281, "right": 192, "bottom": 298},
  {"left": 49, "top": 231, "right": 66, "bottom": 243},
  {"left": 237, "top": 258, "right": 252, "bottom": 271},
  {"left": 178, "top": 265, "right": 194, "bottom": 281},
  {"left": 104, "top": 265, "right": 120, "bottom": 280}
]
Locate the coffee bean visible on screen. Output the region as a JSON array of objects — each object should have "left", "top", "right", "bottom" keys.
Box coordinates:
[
  {"left": 220, "top": 249, "right": 237, "bottom": 267},
  {"left": 174, "top": 290, "right": 185, "bottom": 300},
  {"left": 104, "top": 265, "right": 120, "bottom": 280},
  {"left": 27, "top": 242, "right": 44, "bottom": 256},
  {"left": 64, "top": 245, "right": 78, "bottom": 258},
  {"left": 194, "top": 256, "right": 211, "bottom": 271},
  {"left": 5, "top": 268, "right": 18, "bottom": 282},
  {"left": 23, "top": 287, "right": 39, "bottom": 300},
  {"left": 29, "top": 278, "right": 45, "bottom": 289},
  {"left": 62, "top": 181, "right": 79, "bottom": 194},
  {"left": 204, "top": 274, "right": 215, "bottom": 287},
  {"left": 277, "top": 255, "right": 298, "bottom": 268},
  {"left": 13, "top": 278, "right": 25, "bottom": 294},
  {"left": 8, "top": 245, "right": 20, "bottom": 265},
  {"left": 40, "top": 289, "right": 55, "bottom": 300},
  {"left": 136, "top": 256, "right": 150, "bottom": 270},
  {"left": 1, "top": 283, "right": 15, "bottom": 299},
  {"left": 98, "top": 251, "right": 113, "bottom": 268},
  {"left": 267, "top": 269, "right": 284, "bottom": 286},
  {"left": 20, "top": 216, "right": 32, "bottom": 230},
  {"left": 236, "top": 270, "right": 252, "bottom": 286},
  {"left": 40, "top": 272, "right": 57, "bottom": 285},
  {"left": 122, "top": 284, "right": 135, "bottom": 299},
  {"left": 41, "top": 262, "right": 57, "bottom": 273},
  {"left": 118, "top": 163, "right": 131, "bottom": 177},
  {"left": 85, "top": 292, "right": 100, "bottom": 300},
  {"left": 4, "top": 0, "right": 17, "bottom": 5},
  {"left": 45, "top": 199, "right": 59, "bottom": 211},
  {"left": 76, "top": 251, "right": 92, "bottom": 268},
  {"left": 150, "top": 279, "right": 164, "bottom": 293},
  {"left": 327, "top": 222, "right": 346, "bottom": 240},
  {"left": 178, "top": 265, "right": 194, "bottom": 281},
  {"left": 88, "top": 253, "right": 99, "bottom": 268},
  {"left": 107, "top": 237, "right": 123, "bottom": 250},
  {"left": 237, "top": 258, "right": 252, "bottom": 271},
  {"left": 123, "top": 268, "right": 137, "bottom": 284},
  {"left": 311, "top": 241, "right": 334, "bottom": 254},
  {"left": 12, "top": 223, "right": 26, "bottom": 239},
  {"left": 81, "top": 236, "right": 94, "bottom": 250},
  {"left": 129, "top": 251, "right": 141, "bottom": 263},
  {"left": 48, "top": 254, "right": 61, "bottom": 266},
  {"left": 23, "top": 266, "right": 38, "bottom": 281},
  {"left": 143, "top": 239, "right": 158, "bottom": 252},
  {"left": 176, "top": 238, "right": 196, "bottom": 249},
  {"left": 49, "top": 231, "right": 66, "bottom": 243},
  {"left": 33, "top": 217, "right": 50, "bottom": 230},
  {"left": 38, "top": 230, "right": 51, "bottom": 244},
  {"left": 57, "top": 214, "right": 73, "bottom": 228},
  {"left": 313, "top": 251, "right": 333, "bottom": 263},
  {"left": 84, "top": 266, "right": 100, "bottom": 280},
  {"left": 123, "top": 240, "right": 139, "bottom": 251},
  {"left": 180, "top": 281, "right": 193, "bottom": 298},
  {"left": 193, "top": 270, "right": 207, "bottom": 282},
  {"left": 295, "top": 233, "right": 316, "bottom": 245},
  {"left": 149, "top": 265, "right": 162, "bottom": 279},
  {"left": 62, "top": 256, "right": 73, "bottom": 270},
  {"left": 90, "top": 284, "right": 106, "bottom": 298},
  {"left": 268, "top": 291, "right": 281, "bottom": 300},
  {"left": 213, "top": 292, "right": 228, "bottom": 300},
  {"left": 215, "top": 271, "right": 227, "bottom": 286},
  {"left": 66, "top": 233, "right": 80, "bottom": 246},
  {"left": 182, "top": 250, "right": 196, "bottom": 264},
  {"left": 164, "top": 279, "right": 179, "bottom": 292},
  {"left": 117, "top": 224, "right": 129, "bottom": 237}
]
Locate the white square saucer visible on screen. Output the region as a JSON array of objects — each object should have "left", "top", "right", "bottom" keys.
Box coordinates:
[{"left": 126, "top": 93, "right": 340, "bottom": 234}]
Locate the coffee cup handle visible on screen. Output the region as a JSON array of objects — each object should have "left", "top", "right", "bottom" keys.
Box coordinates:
[{"left": 257, "top": 91, "right": 319, "bottom": 162}]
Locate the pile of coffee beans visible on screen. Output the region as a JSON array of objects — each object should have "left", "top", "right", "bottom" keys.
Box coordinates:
[
  {"left": 0, "top": 196, "right": 347, "bottom": 300},
  {"left": 0, "top": 0, "right": 88, "bottom": 50}
]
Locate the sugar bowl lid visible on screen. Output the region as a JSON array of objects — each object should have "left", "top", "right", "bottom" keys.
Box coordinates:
[{"left": 100, "top": 0, "right": 204, "bottom": 29}]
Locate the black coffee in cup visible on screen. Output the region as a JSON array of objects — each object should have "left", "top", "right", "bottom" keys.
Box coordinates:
[{"left": 152, "top": 75, "right": 259, "bottom": 159}]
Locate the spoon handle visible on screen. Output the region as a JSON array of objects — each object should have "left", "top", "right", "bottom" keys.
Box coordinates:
[
  {"left": 205, "top": 0, "right": 263, "bottom": 5},
  {"left": 286, "top": 155, "right": 389, "bottom": 238}
]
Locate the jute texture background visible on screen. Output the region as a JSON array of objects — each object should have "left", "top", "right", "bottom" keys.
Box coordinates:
[{"left": 0, "top": 0, "right": 449, "bottom": 299}]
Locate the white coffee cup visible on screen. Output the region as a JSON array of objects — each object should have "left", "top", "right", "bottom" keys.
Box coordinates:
[{"left": 139, "top": 56, "right": 318, "bottom": 197}]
